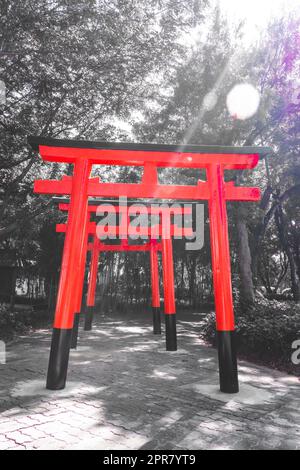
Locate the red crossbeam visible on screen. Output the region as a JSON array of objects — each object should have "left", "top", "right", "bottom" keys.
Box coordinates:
[
  {"left": 58, "top": 203, "right": 193, "bottom": 214},
  {"left": 34, "top": 178, "right": 260, "bottom": 201},
  {"left": 56, "top": 223, "right": 193, "bottom": 237},
  {"left": 86, "top": 241, "right": 162, "bottom": 252},
  {"left": 38, "top": 144, "right": 259, "bottom": 169}
]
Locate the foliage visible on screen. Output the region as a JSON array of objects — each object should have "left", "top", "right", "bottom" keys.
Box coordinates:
[
  {"left": 0, "top": 303, "right": 48, "bottom": 341},
  {"left": 200, "top": 296, "right": 300, "bottom": 375},
  {"left": 132, "top": 8, "right": 300, "bottom": 303},
  {"left": 0, "top": 0, "right": 206, "bottom": 241}
]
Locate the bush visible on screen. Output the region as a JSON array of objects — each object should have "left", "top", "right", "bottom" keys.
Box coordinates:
[
  {"left": 0, "top": 304, "right": 48, "bottom": 341},
  {"left": 200, "top": 297, "right": 300, "bottom": 375}
]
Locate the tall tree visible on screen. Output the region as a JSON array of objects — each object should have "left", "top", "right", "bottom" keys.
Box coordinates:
[
  {"left": 0, "top": 0, "right": 207, "bottom": 242},
  {"left": 133, "top": 8, "right": 300, "bottom": 304}
]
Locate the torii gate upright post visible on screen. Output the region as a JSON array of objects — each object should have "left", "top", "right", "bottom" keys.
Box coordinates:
[
  {"left": 70, "top": 207, "right": 90, "bottom": 349},
  {"left": 46, "top": 160, "right": 91, "bottom": 390},
  {"left": 161, "top": 237, "right": 176, "bottom": 350},
  {"left": 150, "top": 239, "right": 161, "bottom": 335},
  {"left": 207, "top": 164, "right": 237, "bottom": 393},
  {"left": 84, "top": 234, "right": 100, "bottom": 331}
]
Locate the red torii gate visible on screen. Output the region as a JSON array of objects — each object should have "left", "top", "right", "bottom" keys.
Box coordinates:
[
  {"left": 57, "top": 226, "right": 163, "bottom": 335},
  {"left": 56, "top": 201, "right": 192, "bottom": 344},
  {"left": 85, "top": 238, "right": 163, "bottom": 334},
  {"left": 29, "top": 136, "right": 269, "bottom": 393},
  {"left": 56, "top": 215, "right": 193, "bottom": 348}
]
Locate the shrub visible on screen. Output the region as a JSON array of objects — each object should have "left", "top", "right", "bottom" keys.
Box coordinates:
[
  {"left": 200, "top": 297, "right": 300, "bottom": 375},
  {"left": 0, "top": 304, "right": 47, "bottom": 341}
]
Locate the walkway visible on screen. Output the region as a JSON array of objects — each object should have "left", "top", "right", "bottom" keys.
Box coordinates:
[{"left": 0, "top": 311, "right": 299, "bottom": 450}]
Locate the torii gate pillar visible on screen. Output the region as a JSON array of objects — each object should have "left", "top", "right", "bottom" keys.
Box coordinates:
[
  {"left": 46, "top": 159, "right": 91, "bottom": 390},
  {"left": 150, "top": 239, "right": 161, "bottom": 335},
  {"left": 84, "top": 235, "right": 100, "bottom": 331},
  {"left": 161, "top": 237, "right": 176, "bottom": 351},
  {"left": 70, "top": 208, "right": 90, "bottom": 348},
  {"left": 207, "top": 163, "right": 238, "bottom": 393}
]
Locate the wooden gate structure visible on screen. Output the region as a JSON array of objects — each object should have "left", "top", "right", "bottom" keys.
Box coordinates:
[
  {"left": 29, "top": 136, "right": 269, "bottom": 393},
  {"left": 56, "top": 200, "right": 193, "bottom": 346}
]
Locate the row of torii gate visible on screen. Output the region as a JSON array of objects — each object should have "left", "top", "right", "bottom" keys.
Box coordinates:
[
  {"left": 56, "top": 199, "right": 193, "bottom": 349},
  {"left": 29, "top": 137, "right": 270, "bottom": 394}
]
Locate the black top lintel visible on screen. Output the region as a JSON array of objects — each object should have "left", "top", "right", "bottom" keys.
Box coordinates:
[{"left": 28, "top": 136, "right": 272, "bottom": 157}]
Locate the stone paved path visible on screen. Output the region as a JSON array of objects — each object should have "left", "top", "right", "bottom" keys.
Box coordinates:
[{"left": 0, "top": 311, "right": 299, "bottom": 450}]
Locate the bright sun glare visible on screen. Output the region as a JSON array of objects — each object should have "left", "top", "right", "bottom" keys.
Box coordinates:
[
  {"left": 226, "top": 83, "right": 261, "bottom": 120},
  {"left": 220, "top": 0, "right": 300, "bottom": 44}
]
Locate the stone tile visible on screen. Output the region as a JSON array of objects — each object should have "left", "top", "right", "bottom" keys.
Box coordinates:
[{"left": 0, "top": 313, "right": 299, "bottom": 450}]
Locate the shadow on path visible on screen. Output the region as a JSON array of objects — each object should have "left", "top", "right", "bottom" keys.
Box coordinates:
[{"left": 0, "top": 310, "right": 299, "bottom": 450}]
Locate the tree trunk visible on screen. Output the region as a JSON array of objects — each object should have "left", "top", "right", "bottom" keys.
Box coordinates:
[
  {"left": 188, "top": 256, "right": 197, "bottom": 308},
  {"left": 236, "top": 204, "right": 255, "bottom": 305},
  {"left": 9, "top": 267, "right": 17, "bottom": 311},
  {"left": 275, "top": 205, "right": 300, "bottom": 302}
]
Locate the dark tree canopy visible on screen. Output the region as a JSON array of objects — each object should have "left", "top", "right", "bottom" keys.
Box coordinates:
[{"left": 0, "top": 0, "right": 299, "bottom": 308}]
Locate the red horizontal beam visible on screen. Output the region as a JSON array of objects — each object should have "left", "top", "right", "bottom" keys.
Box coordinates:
[
  {"left": 87, "top": 242, "right": 162, "bottom": 252},
  {"left": 56, "top": 223, "right": 193, "bottom": 237},
  {"left": 58, "top": 203, "right": 192, "bottom": 214},
  {"left": 38, "top": 145, "right": 259, "bottom": 169},
  {"left": 34, "top": 179, "right": 260, "bottom": 201}
]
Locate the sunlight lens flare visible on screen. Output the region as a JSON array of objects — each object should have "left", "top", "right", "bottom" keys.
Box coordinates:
[
  {"left": 226, "top": 83, "right": 260, "bottom": 120},
  {"left": 203, "top": 90, "right": 218, "bottom": 111}
]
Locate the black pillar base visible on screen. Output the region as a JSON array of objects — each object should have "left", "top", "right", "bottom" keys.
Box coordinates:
[
  {"left": 165, "top": 314, "right": 177, "bottom": 351},
  {"left": 217, "top": 330, "right": 239, "bottom": 394},
  {"left": 152, "top": 307, "right": 161, "bottom": 335},
  {"left": 70, "top": 312, "right": 80, "bottom": 349},
  {"left": 46, "top": 328, "right": 72, "bottom": 390},
  {"left": 84, "top": 306, "right": 94, "bottom": 331}
]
